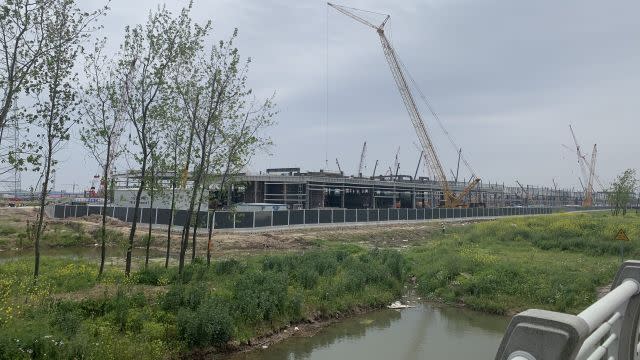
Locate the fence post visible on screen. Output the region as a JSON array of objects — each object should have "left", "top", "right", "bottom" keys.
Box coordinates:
[
  {"left": 252, "top": 211, "right": 256, "bottom": 228},
  {"left": 125, "top": 207, "right": 129, "bottom": 222},
  {"left": 287, "top": 210, "right": 290, "bottom": 226},
  {"left": 271, "top": 210, "right": 274, "bottom": 227},
  {"left": 233, "top": 213, "right": 236, "bottom": 229},
  {"left": 303, "top": 209, "right": 306, "bottom": 225},
  {"left": 74, "top": 205, "right": 78, "bottom": 218},
  {"left": 331, "top": 209, "right": 334, "bottom": 224}
]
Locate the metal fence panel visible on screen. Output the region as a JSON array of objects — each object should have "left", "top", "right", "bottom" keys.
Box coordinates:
[
  {"left": 389, "top": 208, "right": 399, "bottom": 221},
  {"left": 254, "top": 211, "right": 272, "bottom": 227},
  {"left": 408, "top": 208, "right": 417, "bottom": 220},
  {"left": 368, "top": 209, "right": 379, "bottom": 222},
  {"left": 424, "top": 208, "right": 433, "bottom": 219},
  {"left": 173, "top": 210, "right": 188, "bottom": 226},
  {"left": 319, "top": 210, "right": 332, "bottom": 224},
  {"left": 64, "top": 205, "right": 74, "bottom": 218},
  {"left": 345, "top": 209, "right": 356, "bottom": 222},
  {"left": 141, "top": 208, "right": 153, "bottom": 224},
  {"left": 235, "top": 212, "right": 254, "bottom": 228},
  {"left": 416, "top": 208, "right": 425, "bottom": 220},
  {"left": 305, "top": 209, "right": 319, "bottom": 224},
  {"left": 289, "top": 210, "right": 304, "bottom": 225},
  {"left": 214, "top": 212, "right": 234, "bottom": 229},
  {"left": 156, "top": 209, "right": 171, "bottom": 225},
  {"left": 87, "top": 206, "right": 101, "bottom": 216},
  {"left": 273, "top": 211, "right": 288, "bottom": 226},
  {"left": 114, "top": 207, "right": 127, "bottom": 222},
  {"left": 379, "top": 209, "right": 389, "bottom": 221},
  {"left": 333, "top": 209, "right": 345, "bottom": 223},
  {"left": 54, "top": 205, "right": 65, "bottom": 218}
]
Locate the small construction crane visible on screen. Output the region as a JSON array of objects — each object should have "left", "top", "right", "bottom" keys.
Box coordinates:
[
  {"left": 516, "top": 180, "right": 529, "bottom": 206},
  {"left": 357, "top": 141, "right": 367, "bottom": 177},
  {"left": 568, "top": 125, "right": 601, "bottom": 205},
  {"left": 335, "top": 158, "right": 343, "bottom": 175},
  {"left": 371, "top": 159, "right": 378, "bottom": 178},
  {"left": 583, "top": 144, "right": 597, "bottom": 207},
  {"left": 328, "top": 2, "right": 480, "bottom": 207},
  {"left": 414, "top": 150, "right": 424, "bottom": 180}
]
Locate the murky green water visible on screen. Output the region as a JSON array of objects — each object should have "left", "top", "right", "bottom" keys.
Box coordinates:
[{"left": 221, "top": 304, "right": 509, "bottom": 360}]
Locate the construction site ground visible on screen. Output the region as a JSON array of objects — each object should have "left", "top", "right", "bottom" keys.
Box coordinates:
[{"left": 0, "top": 206, "right": 488, "bottom": 258}]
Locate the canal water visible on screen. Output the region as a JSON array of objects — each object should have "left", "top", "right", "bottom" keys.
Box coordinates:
[{"left": 221, "top": 304, "right": 509, "bottom": 360}]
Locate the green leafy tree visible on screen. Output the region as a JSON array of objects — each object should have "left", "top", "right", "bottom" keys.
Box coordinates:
[
  {"left": 9, "top": 0, "right": 105, "bottom": 278},
  {"left": 79, "top": 38, "right": 125, "bottom": 277},
  {"left": 608, "top": 169, "right": 637, "bottom": 216},
  {"left": 117, "top": 3, "right": 207, "bottom": 276}
]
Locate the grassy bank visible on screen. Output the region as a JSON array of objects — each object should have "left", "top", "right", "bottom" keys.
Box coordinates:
[
  {"left": 0, "top": 247, "right": 407, "bottom": 359},
  {"left": 409, "top": 211, "right": 639, "bottom": 314},
  {"left": 0, "top": 210, "right": 637, "bottom": 358}
]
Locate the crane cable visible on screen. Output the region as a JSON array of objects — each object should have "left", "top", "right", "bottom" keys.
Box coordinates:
[{"left": 392, "top": 42, "right": 478, "bottom": 179}]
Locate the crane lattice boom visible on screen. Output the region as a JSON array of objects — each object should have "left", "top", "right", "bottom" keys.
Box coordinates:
[
  {"left": 358, "top": 141, "right": 367, "bottom": 177},
  {"left": 583, "top": 144, "right": 597, "bottom": 207},
  {"left": 328, "top": 2, "right": 480, "bottom": 207}
]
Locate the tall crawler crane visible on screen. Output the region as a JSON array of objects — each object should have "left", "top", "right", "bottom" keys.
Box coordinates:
[
  {"left": 328, "top": 3, "right": 480, "bottom": 207},
  {"left": 583, "top": 144, "right": 597, "bottom": 207},
  {"left": 357, "top": 141, "right": 367, "bottom": 177}
]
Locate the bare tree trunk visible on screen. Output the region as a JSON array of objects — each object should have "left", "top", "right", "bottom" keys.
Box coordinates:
[
  {"left": 191, "top": 182, "right": 207, "bottom": 261},
  {"left": 34, "top": 152, "right": 52, "bottom": 278},
  {"left": 125, "top": 150, "right": 147, "bottom": 277},
  {"left": 179, "top": 172, "right": 200, "bottom": 272},
  {"left": 166, "top": 151, "right": 177, "bottom": 268},
  {"left": 206, "top": 208, "right": 214, "bottom": 266},
  {"left": 98, "top": 140, "right": 111, "bottom": 276},
  {"left": 145, "top": 158, "right": 155, "bottom": 268}
]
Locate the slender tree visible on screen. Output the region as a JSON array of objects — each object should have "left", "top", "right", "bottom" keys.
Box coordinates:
[
  {"left": 608, "top": 169, "right": 638, "bottom": 216},
  {"left": 176, "top": 31, "right": 244, "bottom": 273},
  {"left": 79, "top": 38, "right": 125, "bottom": 277},
  {"left": 205, "top": 97, "right": 276, "bottom": 265},
  {"left": 117, "top": 4, "right": 205, "bottom": 276},
  {"left": 10, "top": 0, "right": 104, "bottom": 278}
]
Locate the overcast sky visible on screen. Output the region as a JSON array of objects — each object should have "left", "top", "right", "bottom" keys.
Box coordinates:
[{"left": 16, "top": 0, "right": 640, "bottom": 192}]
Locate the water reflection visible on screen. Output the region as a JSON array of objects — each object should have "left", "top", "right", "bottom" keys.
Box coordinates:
[{"left": 221, "top": 304, "right": 508, "bottom": 360}]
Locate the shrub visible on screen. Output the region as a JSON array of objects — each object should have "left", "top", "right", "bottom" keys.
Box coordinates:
[
  {"left": 162, "top": 283, "right": 208, "bottom": 311},
  {"left": 136, "top": 266, "right": 172, "bottom": 286},
  {"left": 214, "top": 258, "right": 244, "bottom": 275},
  {"left": 176, "top": 296, "right": 233, "bottom": 347},
  {"left": 51, "top": 301, "right": 83, "bottom": 336},
  {"left": 233, "top": 271, "right": 288, "bottom": 324}
]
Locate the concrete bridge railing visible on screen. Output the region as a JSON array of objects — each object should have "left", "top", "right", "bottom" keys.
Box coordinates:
[{"left": 496, "top": 260, "right": 640, "bottom": 360}]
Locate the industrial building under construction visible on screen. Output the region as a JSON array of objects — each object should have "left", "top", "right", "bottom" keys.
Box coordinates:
[{"left": 112, "top": 168, "right": 608, "bottom": 210}]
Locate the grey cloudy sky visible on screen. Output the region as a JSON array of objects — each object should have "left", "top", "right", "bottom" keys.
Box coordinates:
[{"left": 29, "top": 0, "right": 639, "bottom": 192}]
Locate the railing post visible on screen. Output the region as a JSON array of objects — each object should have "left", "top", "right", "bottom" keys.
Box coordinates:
[
  {"left": 611, "top": 260, "right": 640, "bottom": 360},
  {"left": 495, "top": 309, "right": 589, "bottom": 360}
]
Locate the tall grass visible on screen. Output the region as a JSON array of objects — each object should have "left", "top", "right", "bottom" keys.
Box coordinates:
[
  {"left": 408, "top": 212, "right": 628, "bottom": 315},
  {"left": 0, "top": 247, "right": 409, "bottom": 358}
]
